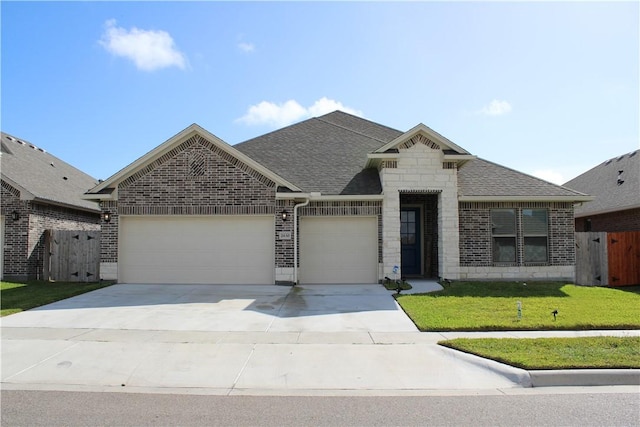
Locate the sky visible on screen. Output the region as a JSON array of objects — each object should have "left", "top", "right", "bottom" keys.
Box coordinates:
[{"left": 2, "top": 1, "right": 638, "bottom": 186}]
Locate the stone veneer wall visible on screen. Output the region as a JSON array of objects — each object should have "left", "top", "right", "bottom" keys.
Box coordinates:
[
  {"left": 1, "top": 180, "right": 100, "bottom": 281},
  {"left": 101, "top": 135, "right": 277, "bottom": 281},
  {"left": 379, "top": 140, "right": 460, "bottom": 280},
  {"left": 458, "top": 201, "right": 576, "bottom": 281}
]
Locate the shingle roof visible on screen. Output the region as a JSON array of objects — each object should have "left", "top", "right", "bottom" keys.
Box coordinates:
[
  {"left": 1, "top": 132, "right": 100, "bottom": 212},
  {"left": 458, "top": 157, "right": 589, "bottom": 200},
  {"left": 234, "top": 111, "right": 401, "bottom": 194},
  {"left": 563, "top": 150, "right": 639, "bottom": 216}
]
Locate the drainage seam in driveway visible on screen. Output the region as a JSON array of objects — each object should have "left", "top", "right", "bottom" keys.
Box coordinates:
[
  {"left": 228, "top": 344, "right": 257, "bottom": 395},
  {"left": 3, "top": 342, "right": 80, "bottom": 382},
  {"left": 264, "top": 286, "right": 294, "bottom": 332}
]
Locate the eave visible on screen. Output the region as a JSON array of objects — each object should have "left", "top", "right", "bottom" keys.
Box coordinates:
[{"left": 459, "top": 195, "right": 594, "bottom": 203}]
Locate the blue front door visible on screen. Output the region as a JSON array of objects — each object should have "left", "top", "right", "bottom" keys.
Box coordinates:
[{"left": 401, "top": 208, "right": 421, "bottom": 275}]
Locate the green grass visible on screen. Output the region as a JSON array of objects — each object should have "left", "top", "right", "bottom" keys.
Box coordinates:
[
  {"left": 1, "top": 281, "right": 113, "bottom": 316},
  {"left": 440, "top": 336, "right": 640, "bottom": 370},
  {"left": 397, "top": 281, "right": 640, "bottom": 331}
]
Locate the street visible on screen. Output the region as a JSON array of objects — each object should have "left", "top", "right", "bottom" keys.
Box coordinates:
[{"left": 2, "top": 389, "right": 638, "bottom": 426}]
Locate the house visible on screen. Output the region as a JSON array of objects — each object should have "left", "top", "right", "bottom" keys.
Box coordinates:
[
  {"left": 84, "top": 111, "right": 591, "bottom": 285},
  {"left": 563, "top": 150, "right": 640, "bottom": 232},
  {"left": 1, "top": 132, "right": 101, "bottom": 281}
]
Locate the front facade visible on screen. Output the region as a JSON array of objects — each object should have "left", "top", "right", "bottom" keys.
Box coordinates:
[
  {"left": 1, "top": 133, "right": 101, "bottom": 281},
  {"left": 85, "top": 112, "right": 590, "bottom": 285}
]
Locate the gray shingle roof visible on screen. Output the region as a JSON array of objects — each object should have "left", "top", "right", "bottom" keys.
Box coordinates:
[
  {"left": 1, "top": 132, "right": 100, "bottom": 212},
  {"left": 563, "top": 150, "right": 639, "bottom": 216},
  {"left": 458, "top": 157, "right": 589, "bottom": 199},
  {"left": 235, "top": 111, "right": 401, "bottom": 194}
]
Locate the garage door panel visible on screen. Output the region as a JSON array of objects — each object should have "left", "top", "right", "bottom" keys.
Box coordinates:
[
  {"left": 119, "top": 216, "right": 274, "bottom": 285},
  {"left": 300, "top": 217, "right": 377, "bottom": 284}
]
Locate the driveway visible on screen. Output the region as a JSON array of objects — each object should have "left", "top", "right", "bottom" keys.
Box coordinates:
[{"left": 1, "top": 284, "right": 528, "bottom": 394}]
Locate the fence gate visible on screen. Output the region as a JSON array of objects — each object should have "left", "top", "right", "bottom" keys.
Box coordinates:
[
  {"left": 607, "top": 231, "right": 640, "bottom": 287},
  {"left": 45, "top": 230, "right": 100, "bottom": 282},
  {"left": 575, "top": 231, "right": 640, "bottom": 287}
]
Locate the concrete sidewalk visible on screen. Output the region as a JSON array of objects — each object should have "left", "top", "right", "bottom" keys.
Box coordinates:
[{"left": 1, "top": 283, "right": 638, "bottom": 395}]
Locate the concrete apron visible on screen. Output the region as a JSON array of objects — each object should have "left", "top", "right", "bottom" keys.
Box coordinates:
[{"left": 2, "top": 283, "right": 529, "bottom": 395}]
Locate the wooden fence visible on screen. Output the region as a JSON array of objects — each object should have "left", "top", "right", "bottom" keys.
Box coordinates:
[
  {"left": 575, "top": 231, "right": 640, "bottom": 286},
  {"left": 44, "top": 230, "right": 100, "bottom": 282}
]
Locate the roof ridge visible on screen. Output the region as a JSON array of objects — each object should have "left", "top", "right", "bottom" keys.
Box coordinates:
[{"left": 314, "top": 115, "right": 391, "bottom": 145}]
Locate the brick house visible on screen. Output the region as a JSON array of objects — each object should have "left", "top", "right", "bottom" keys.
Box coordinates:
[
  {"left": 84, "top": 111, "right": 590, "bottom": 285},
  {"left": 1, "top": 132, "right": 101, "bottom": 281},
  {"left": 563, "top": 150, "right": 640, "bottom": 232}
]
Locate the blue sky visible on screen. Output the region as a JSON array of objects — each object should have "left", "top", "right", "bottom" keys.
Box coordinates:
[{"left": 2, "top": 1, "right": 638, "bottom": 185}]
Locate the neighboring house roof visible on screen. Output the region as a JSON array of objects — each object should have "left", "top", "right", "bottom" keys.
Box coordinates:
[
  {"left": 1, "top": 132, "right": 100, "bottom": 212},
  {"left": 563, "top": 150, "right": 640, "bottom": 217},
  {"left": 235, "top": 111, "right": 402, "bottom": 195},
  {"left": 458, "top": 158, "right": 591, "bottom": 201}
]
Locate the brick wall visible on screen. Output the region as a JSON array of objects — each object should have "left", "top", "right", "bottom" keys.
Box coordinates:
[
  {"left": 1, "top": 181, "right": 29, "bottom": 280},
  {"left": 1, "top": 179, "right": 100, "bottom": 281},
  {"left": 575, "top": 208, "right": 640, "bottom": 232},
  {"left": 458, "top": 201, "right": 576, "bottom": 281}
]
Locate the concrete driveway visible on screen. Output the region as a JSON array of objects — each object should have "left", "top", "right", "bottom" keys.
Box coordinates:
[{"left": 1, "top": 284, "right": 528, "bottom": 394}]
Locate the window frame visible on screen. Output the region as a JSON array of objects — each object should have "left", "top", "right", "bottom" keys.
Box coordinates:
[{"left": 491, "top": 208, "right": 517, "bottom": 264}]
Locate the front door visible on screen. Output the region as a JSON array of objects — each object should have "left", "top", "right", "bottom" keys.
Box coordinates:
[{"left": 401, "top": 208, "right": 421, "bottom": 275}]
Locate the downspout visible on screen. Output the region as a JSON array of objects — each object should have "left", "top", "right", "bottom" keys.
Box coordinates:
[{"left": 293, "top": 197, "right": 310, "bottom": 285}]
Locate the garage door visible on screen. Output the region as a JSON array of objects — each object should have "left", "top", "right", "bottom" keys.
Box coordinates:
[
  {"left": 299, "top": 216, "right": 378, "bottom": 284},
  {"left": 119, "top": 216, "right": 274, "bottom": 284}
]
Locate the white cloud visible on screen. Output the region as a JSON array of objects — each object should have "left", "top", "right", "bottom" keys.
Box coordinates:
[
  {"left": 236, "top": 97, "right": 363, "bottom": 127},
  {"left": 531, "top": 169, "right": 565, "bottom": 185},
  {"left": 238, "top": 42, "right": 255, "bottom": 53},
  {"left": 478, "top": 99, "right": 512, "bottom": 116},
  {"left": 99, "top": 19, "right": 187, "bottom": 71}
]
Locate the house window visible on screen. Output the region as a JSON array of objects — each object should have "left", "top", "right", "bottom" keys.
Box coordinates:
[
  {"left": 491, "top": 209, "right": 516, "bottom": 263},
  {"left": 523, "top": 209, "right": 548, "bottom": 263}
]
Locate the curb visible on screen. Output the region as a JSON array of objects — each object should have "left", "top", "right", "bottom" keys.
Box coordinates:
[
  {"left": 441, "top": 347, "right": 640, "bottom": 388},
  {"left": 529, "top": 369, "right": 640, "bottom": 387},
  {"left": 438, "top": 346, "right": 533, "bottom": 387}
]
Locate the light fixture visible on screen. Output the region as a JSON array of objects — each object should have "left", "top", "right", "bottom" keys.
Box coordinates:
[
  {"left": 11, "top": 210, "right": 19, "bottom": 221},
  {"left": 281, "top": 209, "right": 288, "bottom": 222},
  {"left": 103, "top": 211, "right": 111, "bottom": 223}
]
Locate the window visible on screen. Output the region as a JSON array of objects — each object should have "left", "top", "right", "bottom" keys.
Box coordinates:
[
  {"left": 491, "top": 209, "right": 516, "bottom": 263},
  {"left": 523, "top": 209, "right": 548, "bottom": 262}
]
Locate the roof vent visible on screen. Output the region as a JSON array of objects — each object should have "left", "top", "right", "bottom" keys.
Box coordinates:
[
  {"left": 17, "top": 140, "right": 25, "bottom": 145},
  {"left": 50, "top": 162, "right": 55, "bottom": 167},
  {"left": 630, "top": 151, "right": 637, "bottom": 158},
  {"left": 38, "top": 148, "right": 45, "bottom": 153},
  {"left": 616, "top": 155, "right": 625, "bottom": 162},
  {"left": 605, "top": 159, "right": 613, "bottom": 165},
  {"left": 63, "top": 176, "right": 68, "bottom": 181},
  {"left": 617, "top": 170, "right": 624, "bottom": 186},
  {"left": 6, "top": 136, "right": 14, "bottom": 141}
]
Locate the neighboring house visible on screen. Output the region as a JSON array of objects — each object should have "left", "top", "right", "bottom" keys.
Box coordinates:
[
  {"left": 1, "top": 132, "right": 101, "bottom": 281},
  {"left": 84, "top": 111, "right": 590, "bottom": 285},
  {"left": 563, "top": 150, "right": 640, "bottom": 232}
]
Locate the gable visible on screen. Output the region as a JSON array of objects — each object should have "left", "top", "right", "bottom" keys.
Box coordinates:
[
  {"left": 118, "top": 135, "right": 277, "bottom": 208},
  {"left": 85, "top": 124, "right": 300, "bottom": 200}
]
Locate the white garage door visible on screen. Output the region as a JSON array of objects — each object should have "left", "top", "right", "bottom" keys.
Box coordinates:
[
  {"left": 299, "top": 216, "right": 378, "bottom": 284},
  {"left": 119, "top": 216, "right": 274, "bottom": 284}
]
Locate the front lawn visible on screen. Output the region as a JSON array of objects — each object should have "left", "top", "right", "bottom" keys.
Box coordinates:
[
  {"left": 0, "top": 281, "right": 113, "bottom": 316},
  {"left": 397, "top": 281, "right": 640, "bottom": 331},
  {"left": 440, "top": 336, "right": 640, "bottom": 369}
]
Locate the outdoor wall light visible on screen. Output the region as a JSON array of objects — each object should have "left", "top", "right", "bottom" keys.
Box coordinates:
[
  {"left": 11, "top": 210, "right": 19, "bottom": 221},
  {"left": 103, "top": 211, "right": 111, "bottom": 223},
  {"left": 281, "top": 210, "right": 288, "bottom": 222}
]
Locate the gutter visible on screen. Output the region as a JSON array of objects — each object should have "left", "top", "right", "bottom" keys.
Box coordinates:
[{"left": 292, "top": 196, "right": 310, "bottom": 285}]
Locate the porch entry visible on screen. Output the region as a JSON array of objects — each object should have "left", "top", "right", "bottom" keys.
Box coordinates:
[{"left": 400, "top": 193, "right": 439, "bottom": 278}]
